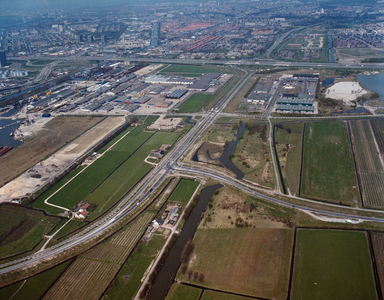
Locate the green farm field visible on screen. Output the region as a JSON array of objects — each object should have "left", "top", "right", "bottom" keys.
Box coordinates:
[
  {"left": 168, "top": 179, "right": 199, "bottom": 204},
  {"left": 165, "top": 284, "right": 202, "bottom": 300},
  {"left": 178, "top": 93, "right": 212, "bottom": 113},
  {"left": 104, "top": 235, "right": 167, "bottom": 300},
  {"left": 31, "top": 118, "right": 181, "bottom": 221},
  {"left": 291, "top": 229, "right": 378, "bottom": 300},
  {"left": 0, "top": 204, "right": 61, "bottom": 259},
  {"left": 274, "top": 123, "right": 304, "bottom": 196},
  {"left": 0, "top": 259, "right": 73, "bottom": 298},
  {"left": 301, "top": 121, "right": 359, "bottom": 204},
  {"left": 179, "top": 228, "right": 294, "bottom": 299}
]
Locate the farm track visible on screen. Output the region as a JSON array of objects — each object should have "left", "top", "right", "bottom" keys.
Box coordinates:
[{"left": 42, "top": 212, "right": 154, "bottom": 300}]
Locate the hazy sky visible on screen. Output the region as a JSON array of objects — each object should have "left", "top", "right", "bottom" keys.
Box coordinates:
[
  {"left": 1, "top": 0, "right": 138, "bottom": 11},
  {"left": 0, "top": 0, "right": 188, "bottom": 11}
]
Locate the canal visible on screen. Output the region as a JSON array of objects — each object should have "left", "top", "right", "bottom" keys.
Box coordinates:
[{"left": 146, "top": 184, "right": 223, "bottom": 300}]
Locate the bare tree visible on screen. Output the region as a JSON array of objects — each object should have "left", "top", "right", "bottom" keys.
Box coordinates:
[
  {"left": 197, "top": 273, "right": 205, "bottom": 283},
  {"left": 180, "top": 263, "right": 188, "bottom": 275},
  {"left": 187, "top": 269, "right": 193, "bottom": 281}
]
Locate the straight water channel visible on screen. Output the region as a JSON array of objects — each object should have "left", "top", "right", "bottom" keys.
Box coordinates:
[{"left": 146, "top": 184, "right": 223, "bottom": 300}]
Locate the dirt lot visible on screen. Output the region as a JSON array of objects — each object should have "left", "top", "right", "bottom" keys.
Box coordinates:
[
  {"left": 135, "top": 64, "right": 163, "bottom": 76},
  {"left": 147, "top": 115, "right": 183, "bottom": 130},
  {"left": 0, "top": 116, "right": 126, "bottom": 202},
  {"left": 326, "top": 81, "right": 367, "bottom": 105}
]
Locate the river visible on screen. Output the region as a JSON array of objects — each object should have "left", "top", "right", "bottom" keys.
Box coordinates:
[{"left": 146, "top": 184, "right": 223, "bottom": 300}]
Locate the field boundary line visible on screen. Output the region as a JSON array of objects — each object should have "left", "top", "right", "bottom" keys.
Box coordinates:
[
  {"left": 297, "top": 123, "right": 306, "bottom": 197},
  {"left": 346, "top": 121, "right": 364, "bottom": 208},
  {"left": 367, "top": 231, "right": 384, "bottom": 300},
  {"left": 287, "top": 227, "right": 297, "bottom": 300}
]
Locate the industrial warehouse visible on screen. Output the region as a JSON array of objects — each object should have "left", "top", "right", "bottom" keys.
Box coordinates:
[
  {"left": 20, "top": 64, "right": 229, "bottom": 116},
  {"left": 274, "top": 73, "right": 319, "bottom": 114}
]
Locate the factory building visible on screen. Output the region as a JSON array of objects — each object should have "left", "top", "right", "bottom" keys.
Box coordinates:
[
  {"left": 276, "top": 104, "right": 314, "bottom": 112},
  {"left": 188, "top": 73, "right": 221, "bottom": 91},
  {"left": 166, "top": 89, "right": 188, "bottom": 99}
]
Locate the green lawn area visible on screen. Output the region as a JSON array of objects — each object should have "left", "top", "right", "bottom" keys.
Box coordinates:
[
  {"left": 291, "top": 229, "right": 378, "bottom": 300},
  {"left": 201, "top": 290, "right": 253, "bottom": 300},
  {"left": 300, "top": 121, "right": 359, "bottom": 204},
  {"left": 274, "top": 123, "right": 304, "bottom": 196},
  {"left": 31, "top": 120, "right": 181, "bottom": 222},
  {"left": 165, "top": 284, "right": 202, "bottom": 300},
  {"left": 178, "top": 93, "right": 212, "bottom": 113},
  {"left": 103, "top": 235, "right": 167, "bottom": 300},
  {"left": 0, "top": 259, "right": 73, "bottom": 300},
  {"left": 168, "top": 179, "right": 199, "bottom": 204},
  {"left": 178, "top": 228, "right": 294, "bottom": 299}
]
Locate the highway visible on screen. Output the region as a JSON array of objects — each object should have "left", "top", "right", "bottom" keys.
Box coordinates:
[
  {"left": 9, "top": 55, "right": 384, "bottom": 70},
  {"left": 1, "top": 61, "right": 384, "bottom": 277},
  {"left": 171, "top": 163, "right": 384, "bottom": 223}
]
